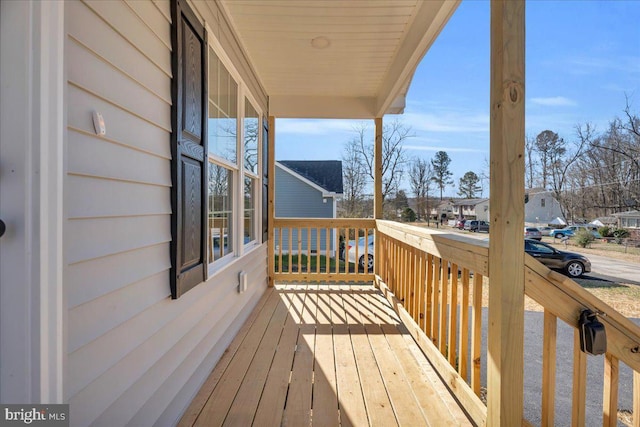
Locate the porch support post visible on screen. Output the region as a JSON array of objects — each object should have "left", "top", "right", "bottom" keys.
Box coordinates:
[
  {"left": 487, "top": 0, "right": 525, "bottom": 425},
  {"left": 267, "top": 115, "right": 276, "bottom": 287},
  {"left": 374, "top": 117, "right": 383, "bottom": 276}
]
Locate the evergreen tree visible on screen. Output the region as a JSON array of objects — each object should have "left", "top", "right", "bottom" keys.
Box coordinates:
[
  {"left": 431, "top": 151, "right": 454, "bottom": 200},
  {"left": 458, "top": 171, "right": 482, "bottom": 198}
]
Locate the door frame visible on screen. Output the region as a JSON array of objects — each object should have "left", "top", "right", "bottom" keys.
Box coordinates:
[{"left": 0, "top": 0, "right": 65, "bottom": 403}]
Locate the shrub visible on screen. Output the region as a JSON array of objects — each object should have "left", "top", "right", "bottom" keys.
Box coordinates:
[
  {"left": 574, "top": 228, "right": 595, "bottom": 248},
  {"left": 402, "top": 207, "right": 416, "bottom": 222},
  {"left": 598, "top": 226, "right": 613, "bottom": 237},
  {"left": 613, "top": 228, "right": 630, "bottom": 238},
  {"left": 612, "top": 228, "right": 630, "bottom": 243}
]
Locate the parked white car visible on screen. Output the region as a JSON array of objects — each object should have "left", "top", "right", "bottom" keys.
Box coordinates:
[{"left": 347, "top": 235, "right": 374, "bottom": 271}]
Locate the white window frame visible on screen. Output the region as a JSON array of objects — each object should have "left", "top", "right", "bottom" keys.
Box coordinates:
[
  {"left": 206, "top": 26, "right": 263, "bottom": 276},
  {"left": 242, "top": 96, "right": 261, "bottom": 249}
]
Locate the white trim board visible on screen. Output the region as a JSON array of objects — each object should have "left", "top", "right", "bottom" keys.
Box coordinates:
[{"left": 0, "top": 0, "right": 66, "bottom": 403}]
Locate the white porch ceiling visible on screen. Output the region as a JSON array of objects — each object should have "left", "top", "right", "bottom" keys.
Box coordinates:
[{"left": 219, "top": 0, "right": 460, "bottom": 119}]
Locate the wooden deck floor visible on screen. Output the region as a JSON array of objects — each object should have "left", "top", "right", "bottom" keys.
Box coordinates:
[{"left": 179, "top": 283, "right": 471, "bottom": 427}]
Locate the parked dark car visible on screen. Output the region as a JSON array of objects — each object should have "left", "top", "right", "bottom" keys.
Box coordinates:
[
  {"left": 464, "top": 220, "right": 490, "bottom": 232},
  {"left": 524, "top": 239, "right": 591, "bottom": 278}
]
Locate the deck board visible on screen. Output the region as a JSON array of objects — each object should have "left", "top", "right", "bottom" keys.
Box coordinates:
[{"left": 181, "top": 283, "right": 472, "bottom": 427}]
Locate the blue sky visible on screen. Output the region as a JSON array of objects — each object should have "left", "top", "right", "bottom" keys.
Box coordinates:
[{"left": 275, "top": 0, "right": 640, "bottom": 197}]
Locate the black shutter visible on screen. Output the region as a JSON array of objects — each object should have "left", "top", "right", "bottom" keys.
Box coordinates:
[
  {"left": 262, "top": 117, "right": 269, "bottom": 242},
  {"left": 170, "top": 0, "right": 208, "bottom": 299}
]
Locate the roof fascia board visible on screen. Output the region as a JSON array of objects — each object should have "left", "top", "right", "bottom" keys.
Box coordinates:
[
  {"left": 276, "top": 162, "right": 342, "bottom": 196},
  {"left": 375, "top": 0, "right": 460, "bottom": 117},
  {"left": 269, "top": 95, "right": 377, "bottom": 119}
]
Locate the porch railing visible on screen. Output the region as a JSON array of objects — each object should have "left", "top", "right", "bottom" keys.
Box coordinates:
[
  {"left": 375, "top": 219, "right": 640, "bottom": 427},
  {"left": 376, "top": 220, "right": 488, "bottom": 424},
  {"left": 268, "top": 218, "right": 640, "bottom": 426},
  {"left": 271, "top": 218, "right": 375, "bottom": 282}
]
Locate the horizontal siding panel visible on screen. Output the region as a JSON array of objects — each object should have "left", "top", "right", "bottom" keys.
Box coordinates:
[
  {"left": 155, "top": 281, "right": 265, "bottom": 426},
  {"left": 68, "top": 251, "right": 266, "bottom": 426},
  {"left": 124, "top": 0, "right": 171, "bottom": 48},
  {"left": 94, "top": 250, "right": 267, "bottom": 426},
  {"left": 152, "top": 0, "right": 171, "bottom": 24},
  {"left": 67, "top": 1, "right": 170, "bottom": 104},
  {"left": 134, "top": 280, "right": 266, "bottom": 425},
  {"left": 67, "top": 85, "right": 170, "bottom": 159},
  {"left": 275, "top": 167, "right": 332, "bottom": 217},
  {"left": 82, "top": 0, "right": 171, "bottom": 76},
  {"left": 67, "top": 130, "right": 170, "bottom": 186},
  {"left": 67, "top": 39, "right": 170, "bottom": 130},
  {"left": 67, "top": 175, "right": 170, "bottom": 219},
  {"left": 67, "top": 244, "right": 170, "bottom": 308},
  {"left": 69, "top": 271, "right": 169, "bottom": 353},
  {"left": 66, "top": 215, "right": 170, "bottom": 265}
]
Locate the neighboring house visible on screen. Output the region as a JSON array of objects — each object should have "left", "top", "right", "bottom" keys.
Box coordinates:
[
  {"left": 452, "top": 198, "right": 489, "bottom": 221},
  {"left": 524, "top": 189, "right": 564, "bottom": 225},
  {"left": 590, "top": 216, "right": 617, "bottom": 228},
  {"left": 475, "top": 199, "right": 491, "bottom": 222},
  {"left": 446, "top": 191, "right": 562, "bottom": 225},
  {"left": 275, "top": 160, "right": 343, "bottom": 255},
  {"left": 613, "top": 210, "right": 640, "bottom": 229},
  {"left": 429, "top": 198, "right": 489, "bottom": 222},
  {"left": 430, "top": 200, "right": 456, "bottom": 221}
]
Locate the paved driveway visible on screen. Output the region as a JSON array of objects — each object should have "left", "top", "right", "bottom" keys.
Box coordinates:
[
  {"left": 582, "top": 253, "right": 640, "bottom": 285},
  {"left": 478, "top": 309, "right": 638, "bottom": 426}
]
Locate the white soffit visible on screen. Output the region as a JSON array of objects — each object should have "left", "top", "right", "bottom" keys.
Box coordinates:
[{"left": 220, "top": 0, "right": 460, "bottom": 119}]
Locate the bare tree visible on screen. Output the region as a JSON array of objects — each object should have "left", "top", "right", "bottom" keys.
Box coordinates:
[
  {"left": 546, "top": 127, "right": 589, "bottom": 219},
  {"left": 525, "top": 135, "right": 537, "bottom": 189},
  {"left": 341, "top": 138, "right": 368, "bottom": 217},
  {"left": 408, "top": 158, "right": 433, "bottom": 221},
  {"left": 531, "top": 98, "right": 640, "bottom": 220},
  {"left": 352, "top": 119, "right": 411, "bottom": 204}
]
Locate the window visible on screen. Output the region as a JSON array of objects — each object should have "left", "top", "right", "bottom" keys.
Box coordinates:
[
  {"left": 541, "top": 198, "right": 546, "bottom": 207},
  {"left": 209, "top": 51, "right": 237, "bottom": 163},
  {"left": 244, "top": 176, "right": 256, "bottom": 243},
  {"left": 208, "top": 46, "right": 238, "bottom": 263},
  {"left": 209, "top": 164, "right": 233, "bottom": 262},
  {"left": 244, "top": 99, "right": 259, "bottom": 174},
  {"left": 206, "top": 39, "right": 262, "bottom": 266},
  {"left": 243, "top": 98, "right": 259, "bottom": 245}
]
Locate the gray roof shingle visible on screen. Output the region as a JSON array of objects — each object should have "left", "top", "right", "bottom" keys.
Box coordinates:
[{"left": 278, "top": 160, "right": 343, "bottom": 194}]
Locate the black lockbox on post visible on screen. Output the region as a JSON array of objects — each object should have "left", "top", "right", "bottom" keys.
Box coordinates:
[{"left": 578, "top": 309, "right": 607, "bottom": 356}]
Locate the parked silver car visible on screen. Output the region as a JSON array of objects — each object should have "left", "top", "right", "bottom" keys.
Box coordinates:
[
  {"left": 347, "top": 235, "right": 374, "bottom": 271},
  {"left": 524, "top": 227, "right": 542, "bottom": 241},
  {"left": 464, "top": 220, "right": 490, "bottom": 232}
]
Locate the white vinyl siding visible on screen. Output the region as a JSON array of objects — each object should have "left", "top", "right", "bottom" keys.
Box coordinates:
[{"left": 64, "top": 1, "right": 268, "bottom": 425}]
